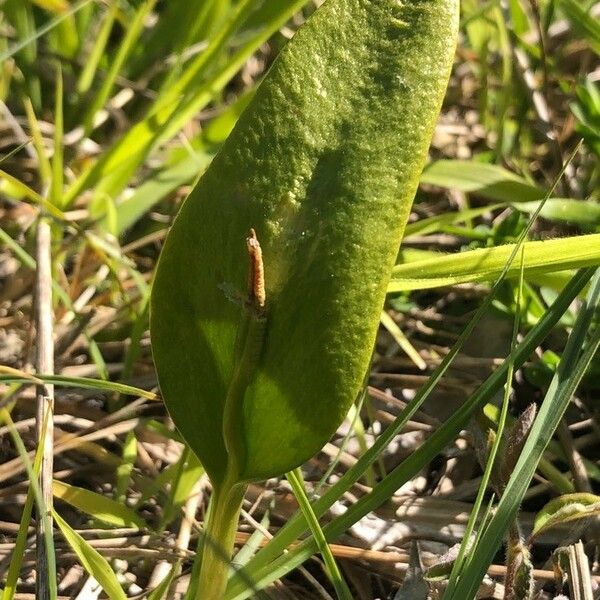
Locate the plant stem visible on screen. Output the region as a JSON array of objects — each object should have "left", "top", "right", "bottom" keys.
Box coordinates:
[
  {"left": 35, "top": 218, "right": 55, "bottom": 600},
  {"left": 196, "top": 481, "right": 246, "bottom": 600}
]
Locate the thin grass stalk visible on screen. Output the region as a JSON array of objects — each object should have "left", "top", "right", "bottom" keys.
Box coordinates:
[
  {"left": 445, "top": 249, "right": 526, "bottom": 598},
  {"left": 2, "top": 407, "right": 49, "bottom": 599},
  {"left": 0, "top": 408, "right": 57, "bottom": 599},
  {"left": 76, "top": 1, "right": 118, "bottom": 94},
  {"left": 452, "top": 267, "right": 600, "bottom": 600},
  {"left": 82, "top": 0, "right": 158, "bottom": 135},
  {"left": 0, "top": 0, "right": 93, "bottom": 63},
  {"left": 35, "top": 218, "right": 54, "bottom": 600},
  {"left": 50, "top": 66, "right": 63, "bottom": 208},
  {"left": 287, "top": 469, "right": 353, "bottom": 600}
]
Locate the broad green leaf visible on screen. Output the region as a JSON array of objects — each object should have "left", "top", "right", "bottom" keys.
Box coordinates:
[
  {"left": 53, "top": 480, "right": 146, "bottom": 529},
  {"left": 421, "top": 160, "right": 544, "bottom": 202},
  {"left": 532, "top": 493, "right": 600, "bottom": 538},
  {"left": 514, "top": 199, "right": 600, "bottom": 227},
  {"left": 53, "top": 510, "right": 127, "bottom": 600},
  {"left": 388, "top": 233, "right": 600, "bottom": 292},
  {"left": 151, "top": 0, "right": 459, "bottom": 485}
]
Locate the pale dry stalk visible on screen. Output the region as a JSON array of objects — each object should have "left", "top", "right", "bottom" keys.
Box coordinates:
[{"left": 35, "top": 218, "right": 54, "bottom": 600}]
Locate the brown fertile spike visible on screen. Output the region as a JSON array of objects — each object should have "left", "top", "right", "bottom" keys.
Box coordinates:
[{"left": 246, "top": 228, "right": 266, "bottom": 309}]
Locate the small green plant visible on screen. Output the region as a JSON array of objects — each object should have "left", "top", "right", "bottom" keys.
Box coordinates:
[{"left": 150, "top": 0, "right": 458, "bottom": 597}]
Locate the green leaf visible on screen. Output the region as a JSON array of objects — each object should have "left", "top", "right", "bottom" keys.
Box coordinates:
[
  {"left": 53, "top": 510, "right": 127, "bottom": 600},
  {"left": 388, "top": 233, "right": 600, "bottom": 292},
  {"left": 52, "top": 480, "right": 146, "bottom": 529},
  {"left": 151, "top": 0, "right": 459, "bottom": 485},
  {"left": 421, "top": 160, "right": 544, "bottom": 202},
  {"left": 532, "top": 493, "right": 600, "bottom": 538},
  {"left": 0, "top": 369, "right": 157, "bottom": 399},
  {"left": 514, "top": 199, "right": 600, "bottom": 227},
  {"left": 559, "top": 0, "right": 600, "bottom": 55}
]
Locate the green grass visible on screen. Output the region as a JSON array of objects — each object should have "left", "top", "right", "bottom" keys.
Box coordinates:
[{"left": 0, "top": 0, "right": 599, "bottom": 598}]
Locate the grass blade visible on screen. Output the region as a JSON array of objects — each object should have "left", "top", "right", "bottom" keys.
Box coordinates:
[
  {"left": 53, "top": 480, "right": 146, "bottom": 528},
  {"left": 225, "top": 267, "right": 595, "bottom": 599},
  {"left": 389, "top": 233, "right": 600, "bottom": 292},
  {"left": 2, "top": 407, "right": 50, "bottom": 599},
  {"left": 421, "top": 159, "right": 544, "bottom": 202},
  {"left": 451, "top": 267, "right": 600, "bottom": 599},
  {"left": 0, "top": 0, "right": 93, "bottom": 63},
  {"left": 54, "top": 509, "right": 127, "bottom": 600},
  {"left": 286, "top": 469, "right": 353, "bottom": 600},
  {"left": 0, "top": 370, "right": 157, "bottom": 400}
]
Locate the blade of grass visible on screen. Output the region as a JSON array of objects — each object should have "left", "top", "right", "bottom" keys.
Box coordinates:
[
  {"left": 3, "top": 0, "right": 41, "bottom": 108},
  {"left": 0, "top": 170, "right": 66, "bottom": 220},
  {"left": 82, "top": 0, "right": 158, "bottom": 135},
  {"left": 380, "top": 310, "right": 427, "bottom": 370},
  {"left": 421, "top": 159, "right": 544, "bottom": 202},
  {"left": 50, "top": 65, "right": 63, "bottom": 208},
  {"left": 225, "top": 267, "right": 595, "bottom": 599},
  {"left": 53, "top": 509, "right": 127, "bottom": 600},
  {"left": 0, "top": 408, "right": 57, "bottom": 600},
  {"left": 450, "top": 268, "right": 600, "bottom": 600},
  {"left": 76, "top": 0, "right": 119, "bottom": 94},
  {"left": 23, "top": 98, "right": 52, "bottom": 188},
  {"left": 0, "top": 139, "right": 33, "bottom": 165},
  {"left": 404, "top": 203, "right": 504, "bottom": 237},
  {"left": 151, "top": 0, "right": 258, "bottom": 109},
  {"left": 63, "top": 0, "right": 309, "bottom": 208},
  {"left": 2, "top": 406, "right": 50, "bottom": 600},
  {"left": 559, "top": 0, "right": 600, "bottom": 54},
  {"left": 0, "top": 0, "right": 94, "bottom": 63},
  {"left": 147, "top": 563, "right": 179, "bottom": 600},
  {"left": 286, "top": 469, "right": 353, "bottom": 600},
  {"left": 115, "top": 431, "right": 137, "bottom": 504},
  {"left": 388, "top": 233, "right": 600, "bottom": 292},
  {"left": 52, "top": 480, "right": 146, "bottom": 528},
  {"left": 444, "top": 249, "right": 525, "bottom": 597},
  {"left": 0, "top": 371, "right": 157, "bottom": 400}
]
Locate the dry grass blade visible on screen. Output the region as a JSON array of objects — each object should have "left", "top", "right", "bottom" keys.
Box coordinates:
[{"left": 34, "top": 219, "right": 54, "bottom": 600}]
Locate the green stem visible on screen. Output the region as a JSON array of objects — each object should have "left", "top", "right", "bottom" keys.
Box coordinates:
[{"left": 196, "top": 481, "right": 247, "bottom": 600}]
